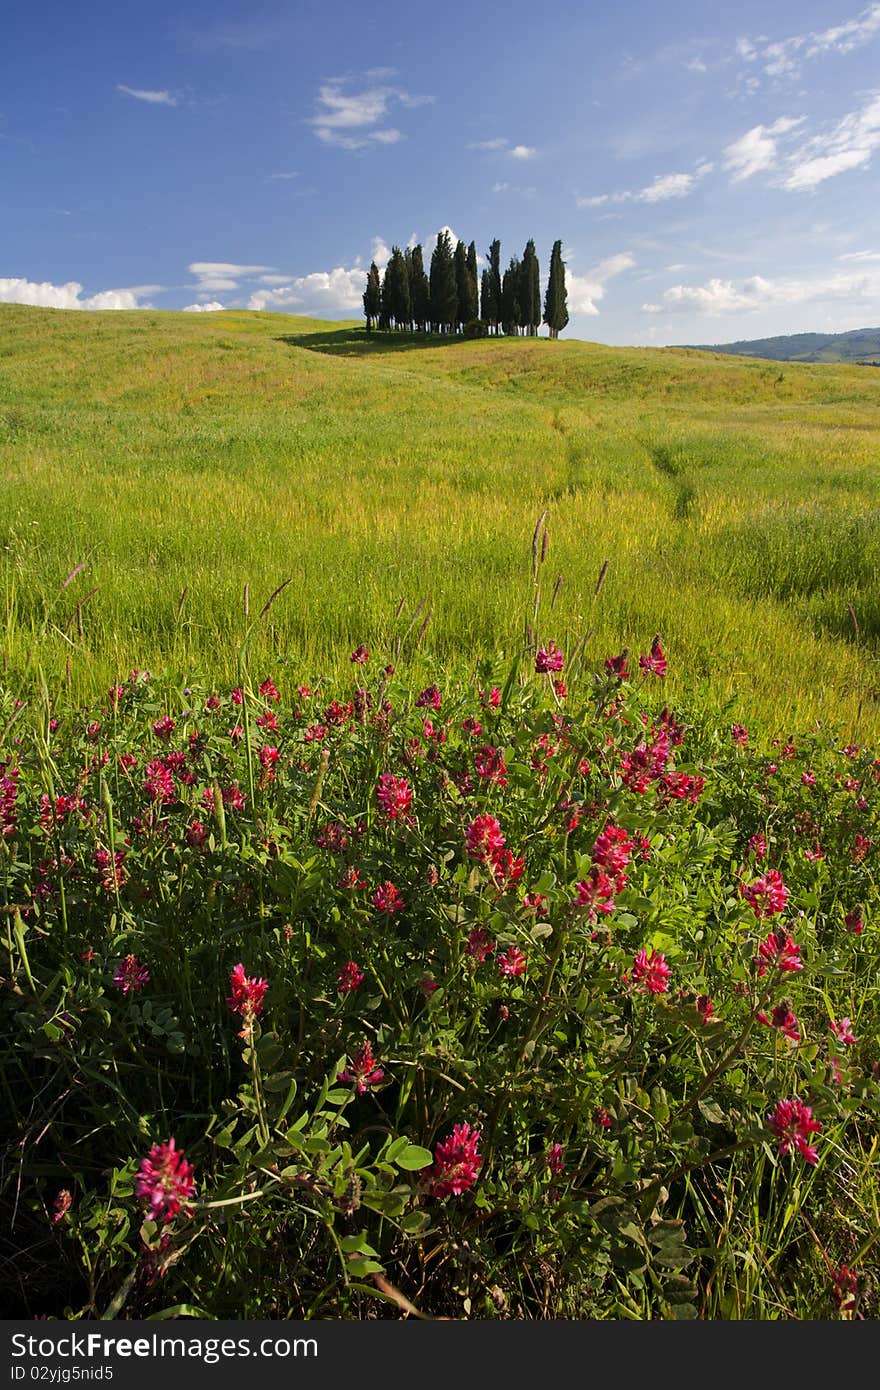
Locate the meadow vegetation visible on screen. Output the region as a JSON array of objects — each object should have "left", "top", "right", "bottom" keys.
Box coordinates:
[
  {"left": 1, "top": 305, "right": 879, "bottom": 1320},
  {"left": 2, "top": 303, "right": 880, "bottom": 738}
]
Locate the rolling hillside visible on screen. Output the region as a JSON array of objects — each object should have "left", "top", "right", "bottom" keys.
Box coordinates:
[
  {"left": 681, "top": 325, "right": 880, "bottom": 363},
  {"left": 2, "top": 304, "right": 879, "bottom": 735}
]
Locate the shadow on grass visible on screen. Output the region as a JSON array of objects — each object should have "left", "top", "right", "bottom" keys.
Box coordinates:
[{"left": 276, "top": 328, "right": 474, "bottom": 358}]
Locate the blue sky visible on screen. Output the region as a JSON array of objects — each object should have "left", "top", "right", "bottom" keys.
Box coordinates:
[{"left": 3, "top": 0, "right": 880, "bottom": 344}]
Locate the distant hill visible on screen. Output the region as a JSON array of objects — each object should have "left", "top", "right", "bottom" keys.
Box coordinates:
[{"left": 680, "top": 327, "right": 880, "bottom": 364}]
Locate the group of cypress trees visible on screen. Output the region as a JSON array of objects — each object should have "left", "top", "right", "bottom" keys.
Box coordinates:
[{"left": 363, "top": 232, "right": 569, "bottom": 339}]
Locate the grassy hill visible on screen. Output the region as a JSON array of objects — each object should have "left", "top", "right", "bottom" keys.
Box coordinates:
[
  {"left": 681, "top": 326, "right": 880, "bottom": 364},
  {"left": 2, "top": 303, "right": 880, "bottom": 735}
]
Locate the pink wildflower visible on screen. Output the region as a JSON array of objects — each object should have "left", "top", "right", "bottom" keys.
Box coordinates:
[
  {"left": 152, "top": 715, "right": 176, "bottom": 741},
  {"left": 756, "top": 929, "right": 803, "bottom": 977},
  {"left": 144, "top": 759, "right": 175, "bottom": 804},
  {"left": 259, "top": 678, "right": 281, "bottom": 702},
  {"left": 574, "top": 867, "right": 617, "bottom": 919},
  {"left": 547, "top": 1142, "right": 565, "bottom": 1177},
  {"left": 373, "top": 880, "right": 404, "bottom": 913},
  {"left": 474, "top": 745, "right": 508, "bottom": 785},
  {"left": 741, "top": 869, "right": 788, "bottom": 919},
  {"left": 376, "top": 773, "right": 412, "bottom": 820},
  {"left": 829, "top": 1017, "right": 857, "bottom": 1046},
  {"left": 350, "top": 645, "right": 370, "bottom": 664},
  {"left": 638, "top": 636, "right": 667, "bottom": 678},
  {"left": 337, "top": 961, "right": 365, "bottom": 994},
  {"left": 845, "top": 909, "right": 864, "bottom": 935},
  {"left": 465, "top": 928, "right": 495, "bottom": 962},
  {"left": 535, "top": 643, "right": 564, "bottom": 674},
  {"left": 416, "top": 684, "right": 441, "bottom": 710},
  {"left": 465, "top": 814, "right": 506, "bottom": 862},
  {"left": 428, "top": 1122, "right": 482, "bottom": 1199},
  {"left": 134, "top": 1138, "right": 196, "bottom": 1224},
  {"left": 52, "top": 1189, "right": 72, "bottom": 1225},
  {"left": 338, "top": 1041, "right": 384, "bottom": 1094},
  {"left": 604, "top": 652, "right": 630, "bottom": 681},
  {"left": 631, "top": 948, "right": 671, "bottom": 995},
  {"left": 112, "top": 954, "right": 150, "bottom": 996},
  {"left": 226, "top": 963, "right": 268, "bottom": 1027},
  {"left": 767, "top": 1098, "right": 822, "bottom": 1165},
  {"left": 731, "top": 724, "right": 748, "bottom": 747},
  {"left": 592, "top": 823, "right": 632, "bottom": 878},
  {"left": 497, "top": 946, "right": 527, "bottom": 977}
]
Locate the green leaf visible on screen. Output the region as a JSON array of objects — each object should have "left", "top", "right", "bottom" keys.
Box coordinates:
[
  {"left": 394, "top": 1144, "right": 433, "bottom": 1171},
  {"left": 697, "top": 1099, "right": 725, "bottom": 1125},
  {"left": 346, "top": 1257, "right": 385, "bottom": 1278}
]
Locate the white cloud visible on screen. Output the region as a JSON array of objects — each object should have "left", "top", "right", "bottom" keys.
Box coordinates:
[
  {"left": 578, "top": 160, "right": 712, "bottom": 208},
  {"left": 840, "top": 248, "right": 880, "bottom": 261},
  {"left": 370, "top": 237, "right": 391, "bottom": 270},
  {"left": 723, "top": 116, "right": 804, "bottom": 181},
  {"left": 658, "top": 269, "right": 878, "bottom": 315},
  {"left": 735, "top": 5, "right": 880, "bottom": 81},
  {"left": 509, "top": 144, "right": 535, "bottom": 160},
  {"left": 116, "top": 84, "right": 177, "bottom": 106},
  {"left": 188, "top": 261, "right": 272, "bottom": 291},
  {"left": 182, "top": 301, "right": 225, "bottom": 312},
  {"left": 782, "top": 92, "right": 880, "bottom": 190},
  {"left": 639, "top": 172, "right": 696, "bottom": 202},
  {"left": 309, "top": 78, "right": 432, "bottom": 150},
  {"left": 467, "top": 138, "right": 508, "bottom": 151},
  {"left": 0, "top": 277, "right": 145, "bottom": 310},
  {"left": 566, "top": 253, "right": 635, "bottom": 316},
  {"left": 247, "top": 267, "right": 365, "bottom": 313}
]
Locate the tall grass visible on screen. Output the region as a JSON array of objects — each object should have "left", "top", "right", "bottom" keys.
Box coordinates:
[{"left": 2, "top": 304, "right": 879, "bottom": 736}]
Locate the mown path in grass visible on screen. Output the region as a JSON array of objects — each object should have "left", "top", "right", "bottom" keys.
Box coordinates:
[{"left": 2, "top": 304, "right": 879, "bottom": 736}]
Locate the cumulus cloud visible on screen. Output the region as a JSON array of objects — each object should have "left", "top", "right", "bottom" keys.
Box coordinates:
[
  {"left": 247, "top": 268, "right": 365, "bottom": 313},
  {"left": 509, "top": 144, "right": 535, "bottom": 160},
  {"left": 309, "top": 77, "right": 433, "bottom": 150},
  {"left": 566, "top": 253, "right": 635, "bottom": 316},
  {"left": 116, "top": 84, "right": 178, "bottom": 106},
  {"left": 0, "top": 277, "right": 146, "bottom": 310},
  {"left": 656, "top": 268, "right": 878, "bottom": 315},
  {"left": 182, "top": 301, "right": 225, "bottom": 312}
]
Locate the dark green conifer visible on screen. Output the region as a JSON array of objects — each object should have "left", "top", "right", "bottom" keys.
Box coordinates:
[
  {"left": 409, "top": 243, "right": 430, "bottom": 332},
  {"left": 487, "top": 238, "right": 502, "bottom": 334},
  {"left": 543, "top": 239, "right": 569, "bottom": 339},
  {"left": 362, "top": 261, "right": 381, "bottom": 333},
  {"left": 501, "top": 256, "right": 521, "bottom": 335},
  {"left": 519, "top": 239, "right": 541, "bottom": 337},
  {"left": 429, "top": 229, "right": 457, "bottom": 333}
]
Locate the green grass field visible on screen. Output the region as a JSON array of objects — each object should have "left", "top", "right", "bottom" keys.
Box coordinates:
[{"left": 2, "top": 303, "right": 879, "bottom": 736}]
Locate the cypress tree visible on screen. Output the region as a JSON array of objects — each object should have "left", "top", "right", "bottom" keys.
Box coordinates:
[
  {"left": 454, "top": 239, "right": 469, "bottom": 332},
  {"left": 383, "top": 246, "right": 411, "bottom": 330},
  {"left": 501, "top": 256, "right": 521, "bottom": 335},
  {"left": 487, "top": 238, "right": 502, "bottom": 334},
  {"left": 519, "top": 239, "right": 541, "bottom": 337},
  {"left": 480, "top": 268, "right": 491, "bottom": 324},
  {"left": 363, "top": 261, "right": 381, "bottom": 333},
  {"left": 543, "top": 239, "right": 569, "bottom": 339},
  {"left": 409, "top": 243, "right": 430, "bottom": 333},
  {"left": 377, "top": 267, "right": 391, "bottom": 331},
  {"left": 429, "top": 229, "right": 457, "bottom": 334},
  {"left": 466, "top": 241, "right": 479, "bottom": 323}
]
